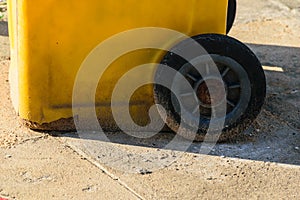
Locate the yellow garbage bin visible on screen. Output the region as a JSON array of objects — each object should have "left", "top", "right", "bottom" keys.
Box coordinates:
[
  {"left": 8, "top": 0, "right": 266, "bottom": 141},
  {"left": 8, "top": 0, "right": 227, "bottom": 126}
]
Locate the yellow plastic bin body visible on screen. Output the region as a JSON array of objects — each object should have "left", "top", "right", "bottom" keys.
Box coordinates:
[{"left": 8, "top": 0, "right": 228, "bottom": 130}]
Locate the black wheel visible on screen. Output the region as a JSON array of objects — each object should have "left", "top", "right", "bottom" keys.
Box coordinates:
[
  {"left": 227, "top": 0, "right": 237, "bottom": 34},
  {"left": 154, "top": 34, "right": 266, "bottom": 141}
]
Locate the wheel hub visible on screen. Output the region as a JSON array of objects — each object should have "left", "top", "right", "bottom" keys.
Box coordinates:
[{"left": 195, "top": 77, "right": 226, "bottom": 108}]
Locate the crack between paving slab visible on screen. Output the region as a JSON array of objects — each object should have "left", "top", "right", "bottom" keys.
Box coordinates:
[
  {"left": 55, "top": 138, "right": 145, "bottom": 200},
  {"left": 20, "top": 135, "right": 48, "bottom": 142}
]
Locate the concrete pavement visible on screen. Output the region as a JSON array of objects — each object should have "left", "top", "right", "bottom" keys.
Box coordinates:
[{"left": 0, "top": 0, "right": 299, "bottom": 199}]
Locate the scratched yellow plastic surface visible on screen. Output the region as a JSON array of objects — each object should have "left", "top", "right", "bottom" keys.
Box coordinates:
[{"left": 8, "top": 0, "right": 228, "bottom": 125}]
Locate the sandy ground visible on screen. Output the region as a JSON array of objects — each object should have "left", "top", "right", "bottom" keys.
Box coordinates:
[{"left": 0, "top": 0, "right": 300, "bottom": 199}]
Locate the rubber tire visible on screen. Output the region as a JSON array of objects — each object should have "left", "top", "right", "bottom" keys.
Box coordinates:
[
  {"left": 154, "top": 34, "right": 266, "bottom": 142},
  {"left": 227, "top": 0, "right": 237, "bottom": 34}
]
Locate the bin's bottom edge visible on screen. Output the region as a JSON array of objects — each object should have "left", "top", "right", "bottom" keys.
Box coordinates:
[
  {"left": 21, "top": 117, "right": 76, "bottom": 131},
  {"left": 21, "top": 117, "right": 172, "bottom": 133}
]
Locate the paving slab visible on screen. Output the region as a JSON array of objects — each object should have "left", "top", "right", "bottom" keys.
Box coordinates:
[
  {"left": 63, "top": 135, "right": 300, "bottom": 200},
  {"left": 0, "top": 138, "right": 139, "bottom": 200}
]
